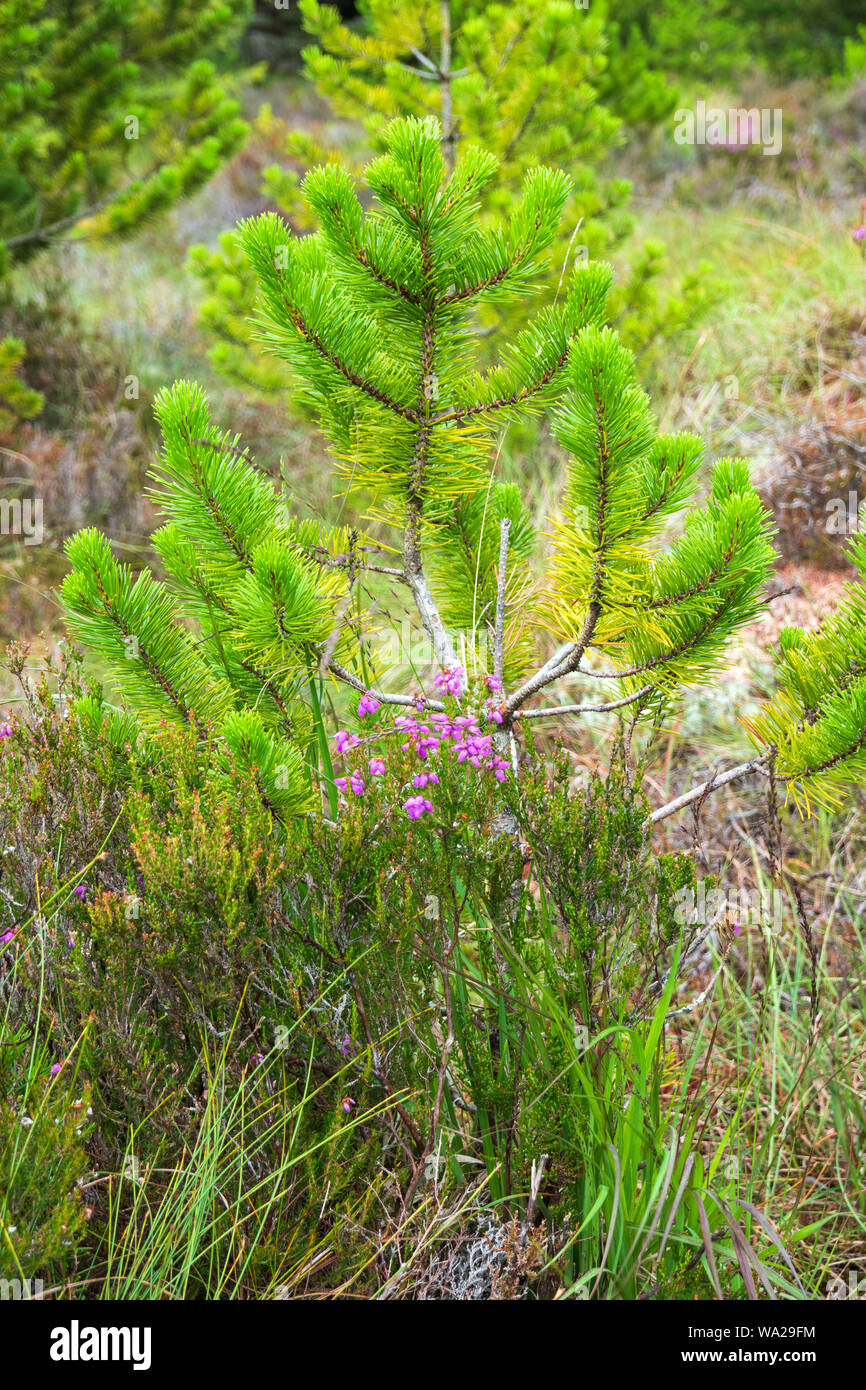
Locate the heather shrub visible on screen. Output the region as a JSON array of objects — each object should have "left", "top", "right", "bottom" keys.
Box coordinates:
[
  {"left": 0, "top": 644, "right": 805, "bottom": 1295},
  {"left": 0, "top": 660, "right": 691, "bottom": 1159},
  {"left": 0, "top": 1045, "right": 90, "bottom": 1287}
]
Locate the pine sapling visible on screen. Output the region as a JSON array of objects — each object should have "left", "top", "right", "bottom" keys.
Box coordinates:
[{"left": 60, "top": 117, "right": 866, "bottom": 828}]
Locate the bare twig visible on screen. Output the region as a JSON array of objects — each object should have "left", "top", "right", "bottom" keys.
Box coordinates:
[
  {"left": 327, "top": 660, "right": 446, "bottom": 712},
  {"left": 516, "top": 684, "right": 655, "bottom": 719},
  {"left": 493, "top": 517, "right": 510, "bottom": 690},
  {"left": 5, "top": 164, "right": 167, "bottom": 250},
  {"left": 791, "top": 880, "right": 820, "bottom": 1037},
  {"left": 526, "top": 1153, "right": 548, "bottom": 1225},
  {"left": 319, "top": 596, "right": 353, "bottom": 677},
  {"left": 648, "top": 755, "right": 769, "bottom": 826}
]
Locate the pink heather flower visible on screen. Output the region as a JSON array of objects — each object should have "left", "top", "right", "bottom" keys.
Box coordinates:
[
  {"left": 368, "top": 758, "right": 386, "bottom": 776},
  {"left": 357, "top": 690, "right": 380, "bottom": 718},
  {"left": 852, "top": 225, "right": 866, "bottom": 243},
  {"left": 50, "top": 1062, "right": 64, "bottom": 1076},
  {"left": 0, "top": 722, "right": 12, "bottom": 738},
  {"left": 341, "top": 1096, "right": 356, "bottom": 1113},
  {"left": 485, "top": 705, "right": 504, "bottom": 724},
  {"left": 0, "top": 928, "right": 16, "bottom": 946},
  {"left": 483, "top": 674, "right": 502, "bottom": 692},
  {"left": 434, "top": 667, "right": 463, "bottom": 697},
  {"left": 251, "top": 1052, "right": 265, "bottom": 1066},
  {"left": 412, "top": 771, "right": 439, "bottom": 789},
  {"left": 404, "top": 795, "right": 434, "bottom": 819},
  {"left": 73, "top": 884, "right": 89, "bottom": 900},
  {"left": 456, "top": 732, "right": 493, "bottom": 764},
  {"left": 335, "top": 772, "right": 365, "bottom": 796},
  {"left": 335, "top": 730, "right": 352, "bottom": 753}
]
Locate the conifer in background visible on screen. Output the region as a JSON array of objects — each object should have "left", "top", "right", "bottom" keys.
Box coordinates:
[
  {"left": 0, "top": 336, "right": 43, "bottom": 431},
  {"left": 0, "top": 0, "right": 252, "bottom": 423},
  {"left": 190, "top": 0, "right": 714, "bottom": 406},
  {"left": 60, "top": 118, "right": 866, "bottom": 824},
  {"left": 611, "top": 0, "right": 866, "bottom": 80}
]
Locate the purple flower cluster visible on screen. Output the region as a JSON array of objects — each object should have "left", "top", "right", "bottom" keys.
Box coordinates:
[
  {"left": 331, "top": 667, "right": 510, "bottom": 820},
  {"left": 0, "top": 722, "right": 12, "bottom": 739},
  {"left": 853, "top": 225, "right": 866, "bottom": 244},
  {"left": 357, "top": 690, "right": 380, "bottom": 718},
  {"left": 334, "top": 755, "right": 386, "bottom": 796},
  {"left": 434, "top": 668, "right": 463, "bottom": 697},
  {"left": 396, "top": 710, "right": 509, "bottom": 782},
  {"left": 335, "top": 770, "right": 365, "bottom": 796}
]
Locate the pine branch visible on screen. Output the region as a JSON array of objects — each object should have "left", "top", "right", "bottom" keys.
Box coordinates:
[
  {"left": 275, "top": 288, "right": 421, "bottom": 421},
  {"left": 588, "top": 594, "right": 740, "bottom": 682},
  {"left": 502, "top": 599, "right": 601, "bottom": 724},
  {"left": 433, "top": 336, "right": 573, "bottom": 425}
]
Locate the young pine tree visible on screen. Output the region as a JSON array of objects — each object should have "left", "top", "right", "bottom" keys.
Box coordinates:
[
  {"left": 0, "top": 337, "right": 43, "bottom": 431},
  {"left": 0, "top": 0, "right": 251, "bottom": 423},
  {"left": 613, "top": 0, "right": 866, "bottom": 79},
  {"left": 61, "top": 118, "right": 866, "bottom": 825},
  {"left": 189, "top": 0, "right": 711, "bottom": 406}
]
